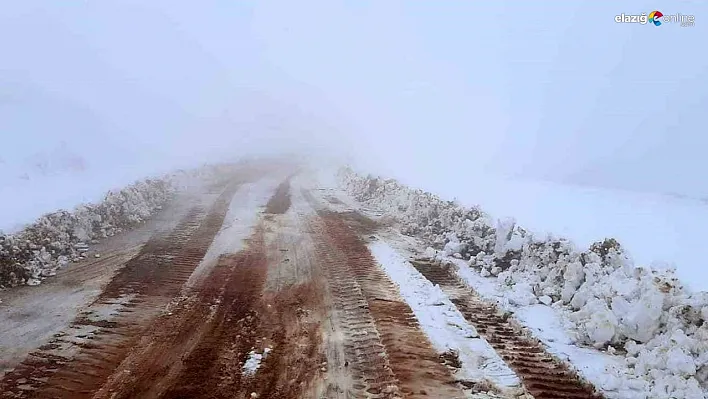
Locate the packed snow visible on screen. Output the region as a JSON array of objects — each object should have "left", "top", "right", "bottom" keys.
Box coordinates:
[
  {"left": 188, "top": 177, "right": 283, "bottom": 287},
  {"left": 340, "top": 167, "right": 708, "bottom": 399},
  {"left": 368, "top": 239, "right": 520, "bottom": 392},
  {"left": 242, "top": 347, "right": 272, "bottom": 376}
]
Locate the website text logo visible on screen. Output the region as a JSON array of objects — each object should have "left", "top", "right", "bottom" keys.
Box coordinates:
[{"left": 615, "top": 11, "right": 695, "bottom": 27}]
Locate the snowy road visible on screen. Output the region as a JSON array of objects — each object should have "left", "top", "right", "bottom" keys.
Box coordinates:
[{"left": 0, "top": 165, "right": 613, "bottom": 399}]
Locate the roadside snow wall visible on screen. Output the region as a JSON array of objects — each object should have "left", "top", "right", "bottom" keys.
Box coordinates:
[
  {"left": 339, "top": 167, "right": 708, "bottom": 398},
  {"left": 0, "top": 163, "right": 235, "bottom": 289}
]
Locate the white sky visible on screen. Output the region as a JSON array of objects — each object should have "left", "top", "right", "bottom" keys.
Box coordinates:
[{"left": 2, "top": 0, "right": 707, "bottom": 197}]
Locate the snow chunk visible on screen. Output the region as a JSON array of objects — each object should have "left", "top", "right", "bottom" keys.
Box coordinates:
[
  {"left": 242, "top": 347, "right": 272, "bottom": 376},
  {"left": 494, "top": 218, "right": 525, "bottom": 255},
  {"left": 539, "top": 295, "right": 553, "bottom": 306},
  {"left": 443, "top": 233, "right": 466, "bottom": 256}
]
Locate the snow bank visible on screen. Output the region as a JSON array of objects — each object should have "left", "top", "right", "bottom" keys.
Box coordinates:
[
  {"left": 339, "top": 167, "right": 708, "bottom": 399},
  {"left": 0, "top": 163, "right": 236, "bottom": 289},
  {"left": 393, "top": 170, "right": 708, "bottom": 293}
]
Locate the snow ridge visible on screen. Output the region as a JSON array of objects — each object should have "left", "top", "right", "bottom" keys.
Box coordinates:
[
  {"left": 0, "top": 164, "right": 235, "bottom": 289},
  {"left": 339, "top": 167, "right": 708, "bottom": 399}
]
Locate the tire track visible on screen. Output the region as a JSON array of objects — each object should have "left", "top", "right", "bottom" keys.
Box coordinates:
[
  {"left": 156, "top": 224, "right": 325, "bottom": 399},
  {"left": 0, "top": 182, "right": 241, "bottom": 399},
  {"left": 310, "top": 208, "right": 466, "bottom": 399},
  {"left": 238, "top": 280, "right": 326, "bottom": 399},
  {"left": 157, "top": 231, "right": 269, "bottom": 399},
  {"left": 410, "top": 260, "right": 604, "bottom": 399},
  {"left": 264, "top": 177, "right": 292, "bottom": 215},
  {"left": 311, "top": 217, "right": 400, "bottom": 398}
]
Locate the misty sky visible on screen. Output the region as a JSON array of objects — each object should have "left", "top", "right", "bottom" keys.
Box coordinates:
[{"left": 2, "top": 0, "right": 707, "bottom": 197}]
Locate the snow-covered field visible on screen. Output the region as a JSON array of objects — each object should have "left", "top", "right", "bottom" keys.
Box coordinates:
[
  {"left": 340, "top": 167, "right": 708, "bottom": 399},
  {"left": 0, "top": 160, "right": 233, "bottom": 234},
  {"left": 0, "top": 164, "right": 236, "bottom": 289},
  {"left": 391, "top": 172, "right": 708, "bottom": 293}
]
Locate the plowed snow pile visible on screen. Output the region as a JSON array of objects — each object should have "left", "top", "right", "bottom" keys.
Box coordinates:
[
  {"left": 339, "top": 167, "right": 708, "bottom": 399},
  {"left": 0, "top": 164, "right": 234, "bottom": 288}
]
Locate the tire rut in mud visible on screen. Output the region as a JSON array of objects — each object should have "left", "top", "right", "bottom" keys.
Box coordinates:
[
  {"left": 311, "top": 210, "right": 465, "bottom": 399},
  {"left": 157, "top": 230, "right": 269, "bottom": 399},
  {"left": 312, "top": 226, "right": 400, "bottom": 398},
  {"left": 240, "top": 281, "right": 326, "bottom": 399},
  {"left": 265, "top": 178, "right": 292, "bottom": 215},
  {"left": 411, "top": 260, "right": 604, "bottom": 399},
  {"left": 156, "top": 227, "right": 325, "bottom": 399},
  {"left": 0, "top": 182, "right": 241, "bottom": 399}
]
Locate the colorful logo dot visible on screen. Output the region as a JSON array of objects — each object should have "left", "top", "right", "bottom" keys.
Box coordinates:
[{"left": 649, "top": 10, "right": 664, "bottom": 26}]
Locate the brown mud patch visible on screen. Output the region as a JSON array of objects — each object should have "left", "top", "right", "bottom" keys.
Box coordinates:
[
  {"left": 154, "top": 229, "right": 270, "bottom": 399},
  {"left": 265, "top": 178, "right": 291, "bottom": 215},
  {"left": 325, "top": 195, "right": 345, "bottom": 205},
  {"left": 160, "top": 230, "right": 325, "bottom": 399},
  {"left": 239, "top": 281, "right": 326, "bottom": 399}
]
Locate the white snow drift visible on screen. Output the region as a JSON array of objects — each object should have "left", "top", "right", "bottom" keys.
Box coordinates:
[
  {"left": 340, "top": 167, "right": 708, "bottom": 399},
  {"left": 0, "top": 164, "right": 238, "bottom": 289}
]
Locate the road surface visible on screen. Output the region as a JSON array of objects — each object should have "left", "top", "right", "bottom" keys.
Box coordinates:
[{"left": 0, "top": 164, "right": 603, "bottom": 399}]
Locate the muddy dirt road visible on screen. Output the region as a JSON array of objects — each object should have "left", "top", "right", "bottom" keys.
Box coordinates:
[{"left": 0, "top": 168, "right": 603, "bottom": 399}]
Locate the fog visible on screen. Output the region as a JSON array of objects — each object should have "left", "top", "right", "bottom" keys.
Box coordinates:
[{"left": 2, "top": 1, "right": 707, "bottom": 198}]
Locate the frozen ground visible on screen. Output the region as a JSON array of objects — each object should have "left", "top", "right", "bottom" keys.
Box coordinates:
[
  {"left": 340, "top": 167, "right": 708, "bottom": 399},
  {"left": 391, "top": 172, "right": 708, "bottom": 292}
]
